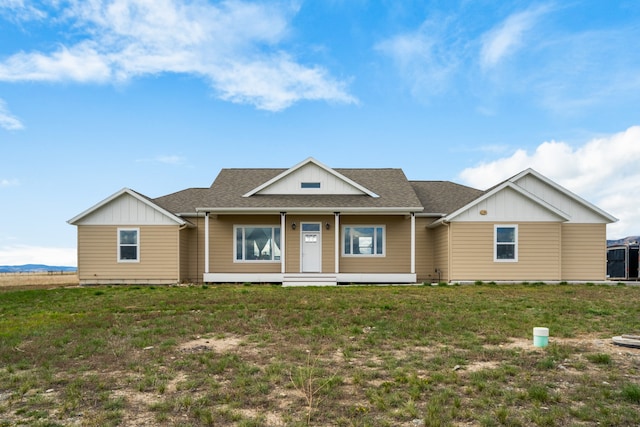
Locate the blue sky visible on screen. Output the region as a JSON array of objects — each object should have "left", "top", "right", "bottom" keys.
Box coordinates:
[{"left": 1, "top": 0, "right": 639, "bottom": 266}]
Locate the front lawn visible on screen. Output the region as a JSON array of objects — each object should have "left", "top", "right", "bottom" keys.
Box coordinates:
[{"left": 0, "top": 283, "right": 639, "bottom": 426}]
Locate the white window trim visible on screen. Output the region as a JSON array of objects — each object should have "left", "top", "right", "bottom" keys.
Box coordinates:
[
  {"left": 494, "top": 224, "right": 518, "bottom": 262},
  {"left": 233, "top": 225, "right": 282, "bottom": 263},
  {"left": 342, "top": 225, "right": 386, "bottom": 257},
  {"left": 117, "top": 227, "right": 140, "bottom": 263}
]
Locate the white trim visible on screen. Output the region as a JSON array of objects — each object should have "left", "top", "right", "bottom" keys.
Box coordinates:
[
  {"left": 196, "top": 207, "right": 423, "bottom": 215},
  {"left": 494, "top": 224, "right": 518, "bottom": 262},
  {"left": 202, "top": 272, "right": 417, "bottom": 284},
  {"left": 411, "top": 213, "right": 415, "bottom": 274},
  {"left": 68, "top": 188, "right": 186, "bottom": 226},
  {"left": 242, "top": 157, "right": 380, "bottom": 198},
  {"left": 334, "top": 213, "right": 340, "bottom": 274},
  {"left": 281, "top": 213, "right": 286, "bottom": 274},
  {"left": 117, "top": 227, "right": 140, "bottom": 263}
]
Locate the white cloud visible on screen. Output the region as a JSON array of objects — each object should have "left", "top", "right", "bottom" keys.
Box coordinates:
[
  {"left": 0, "top": 0, "right": 47, "bottom": 21},
  {"left": 0, "top": 245, "right": 77, "bottom": 266},
  {"left": 0, "top": 178, "right": 19, "bottom": 187},
  {"left": 458, "top": 126, "right": 640, "bottom": 239},
  {"left": 0, "top": 0, "right": 356, "bottom": 111},
  {"left": 375, "top": 18, "right": 460, "bottom": 98},
  {"left": 479, "top": 4, "right": 551, "bottom": 69},
  {"left": 0, "top": 99, "right": 24, "bottom": 130}
]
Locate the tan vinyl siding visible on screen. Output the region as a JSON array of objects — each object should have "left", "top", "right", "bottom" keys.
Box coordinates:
[
  {"left": 77, "top": 225, "right": 179, "bottom": 284},
  {"left": 561, "top": 223, "right": 607, "bottom": 281},
  {"left": 432, "top": 224, "right": 450, "bottom": 282},
  {"left": 415, "top": 217, "right": 435, "bottom": 283},
  {"left": 340, "top": 215, "right": 411, "bottom": 274},
  {"left": 179, "top": 225, "right": 203, "bottom": 283},
  {"left": 449, "top": 222, "right": 561, "bottom": 282},
  {"left": 210, "top": 215, "right": 282, "bottom": 274}
]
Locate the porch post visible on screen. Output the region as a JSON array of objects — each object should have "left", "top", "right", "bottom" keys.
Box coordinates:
[
  {"left": 280, "top": 212, "right": 286, "bottom": 274},
  {"left": 334, "top": 212, "right": 340, "bottom": 274},
  {"left": 410, "top": 212, "right": 416, "bottom": 275},
  {"left": 204, "top": 212, "right": 210, "bottom": 274}
]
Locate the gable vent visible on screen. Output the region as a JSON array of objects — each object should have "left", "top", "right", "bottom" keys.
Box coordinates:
[{"left": 301, "top": 182, "right": 321, "bottom": 189}]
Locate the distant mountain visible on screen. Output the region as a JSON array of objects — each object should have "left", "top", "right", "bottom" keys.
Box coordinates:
[
  {"left": 0, "top": 264, "right": 77, "bottom": 273},
  {"left": 607, "top": 236, "right": 640, "bottom": 247}
]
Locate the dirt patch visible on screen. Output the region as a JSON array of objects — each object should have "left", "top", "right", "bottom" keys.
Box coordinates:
[{"left": 178, "top": 335, "right": 243, "bottom": 353}]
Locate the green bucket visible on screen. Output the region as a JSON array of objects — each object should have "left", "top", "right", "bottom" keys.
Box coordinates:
[{"left": 533, "top": 327, "right": 549, "bottom": 347}]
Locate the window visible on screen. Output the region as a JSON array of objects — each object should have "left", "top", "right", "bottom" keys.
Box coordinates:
[
  {"left": 495, "top": 225, "right": 518, "bottom": 262},
  {"left": 235, "top": 226, "right": 281, "bottom": 262},
  {"left": 343, "top": 226, "right": 384, "bottom": 256},
  {"left": 118, "top": 228, "right": 139, "bottom": 262},
  {"left": 301, "top": 182, "right": 321, "bottom": 189}
]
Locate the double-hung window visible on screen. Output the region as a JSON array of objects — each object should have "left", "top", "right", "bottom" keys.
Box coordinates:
[
  {"left": 118, "top": 228, "right": 139, "bottom": 262},
  {"left": 235, "top": 226, "right": 281, "bottom": 262},
  {"left": 494, "top": 225, "right": 518, "bottom": 262},
  {"left": 343, "top": 226, "right": 385, "bottom": 256}
]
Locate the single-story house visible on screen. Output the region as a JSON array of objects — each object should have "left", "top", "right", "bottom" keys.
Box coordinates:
[{"left": 68, "top": 157, "right": 617, "bottom": 285}]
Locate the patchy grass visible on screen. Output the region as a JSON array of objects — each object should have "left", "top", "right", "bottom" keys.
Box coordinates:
[{"left": 0, "top": 282, "right": 639, "bottom": 426}]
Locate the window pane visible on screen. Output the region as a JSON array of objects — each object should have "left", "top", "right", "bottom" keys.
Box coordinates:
[
  {"left": 344, "top": 228, "right": 351, "bottom": 254},
  {"left": 496, "top": 227, "right": 515, "bottom": 243},
  {"left": 496, "top": 244, "right": 515, "bottom": 260},
  {"left": 354, "top": 227, "right": 374, "bottom": 254},
  {"left": 302, "top": 223, "right": 320, "bottom": 232},
  {"left": 273, "top": 228, "right": 281, "bottom": 260},
  {"left": 120, "top": 246, "right": 137, "bottom": 260},
  {"left": 236, "top": 228, "right": 243, "bottom": 260},
  {"left": 376, "top": 227, "right": 383, "bottom": 254},
  {"left": 120, "top": 230, "right": 137, "bottom": 244}
]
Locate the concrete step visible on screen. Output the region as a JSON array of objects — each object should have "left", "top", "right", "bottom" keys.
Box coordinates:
[{"left": 282, "top": 274, "right": 338, "bottom": 287}]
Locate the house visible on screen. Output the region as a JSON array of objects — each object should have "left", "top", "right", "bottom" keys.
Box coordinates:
[{"left": 68, "top": 157, "right": 617, "bottom": 285}]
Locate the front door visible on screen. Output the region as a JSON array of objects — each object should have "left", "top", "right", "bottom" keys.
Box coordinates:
[{"left": 301, "top": 223, "right": 321, "bottom": 272}]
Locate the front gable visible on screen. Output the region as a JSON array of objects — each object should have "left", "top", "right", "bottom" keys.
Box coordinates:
[
  {"left": 68, "top": 189, "right": 186, "bottom": 226},
  {"left": 448, "top": 184, "right": 569, "bottom": 222},
  {"left": 243, "top": 157, "right": 379, "bottom": 198},
  {"left": 511, "top": 170, "right": 617, "bottom": 224}
]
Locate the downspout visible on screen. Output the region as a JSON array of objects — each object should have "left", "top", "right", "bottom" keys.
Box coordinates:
[{"left": 334, "top": 212, "right": 340, "bottom": 274}]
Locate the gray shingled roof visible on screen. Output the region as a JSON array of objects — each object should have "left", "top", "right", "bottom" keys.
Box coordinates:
[
  {"left": 409, "top": 181, "right": 484, "bottom": 215},
  {"left": 152, "top": 167, "right": 483, "bottom": 215}
]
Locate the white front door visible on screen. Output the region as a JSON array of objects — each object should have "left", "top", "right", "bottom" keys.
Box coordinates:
[{"left": 301, "top": 223, "right": 321, "bottom": 272}]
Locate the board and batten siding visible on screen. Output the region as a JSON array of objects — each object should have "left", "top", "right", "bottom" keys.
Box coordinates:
[
  {"left": 561, "top": 223, "right": 607, "bottom": 281},
  {"left": 77, "top": 225, "right": 180, "bottom": 285},
  {"left": 449, "top": 222, "right": 562, "bottom": 282},
  {"left": 339, "top": 215, "right": 411, "bottom": 274},
  {"left": 258, "top": 163, "right": 364, "bottom": 196}
]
